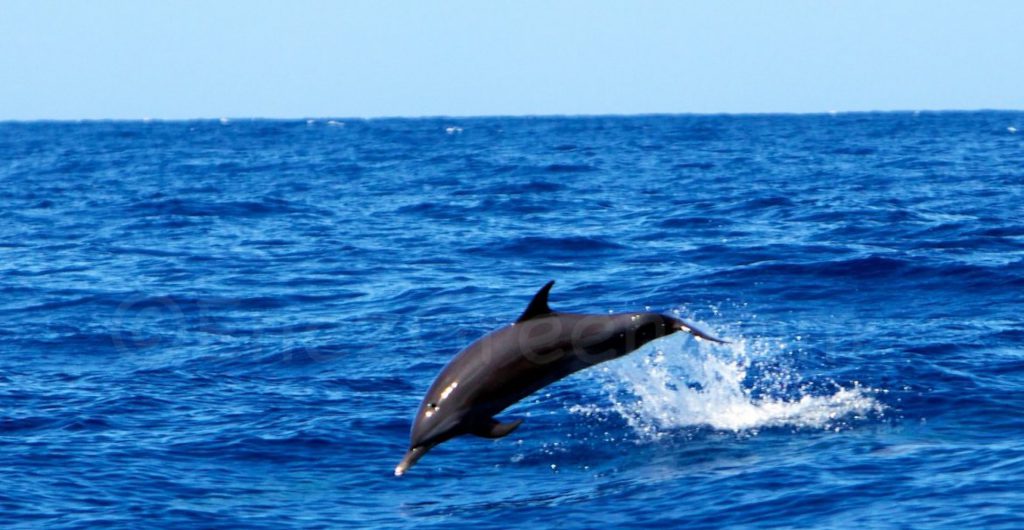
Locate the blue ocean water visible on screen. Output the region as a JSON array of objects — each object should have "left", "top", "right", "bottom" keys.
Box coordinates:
[{"left": 1, "top": 113, "right": 1023, "bottom": 529}]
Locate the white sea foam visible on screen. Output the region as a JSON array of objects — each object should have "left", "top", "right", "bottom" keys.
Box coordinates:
[{"left": 572, "top": 330, "right": 883, "bottom": 439}]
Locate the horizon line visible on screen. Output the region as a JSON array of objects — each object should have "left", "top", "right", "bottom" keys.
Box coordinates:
[{"left": 2, "top": 108, "right": 1023, "bottom": 124}]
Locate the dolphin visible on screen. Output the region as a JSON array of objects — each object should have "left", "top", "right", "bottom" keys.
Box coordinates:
[{"left": 395, "top": 280, "right": 725, "bottom": 476}]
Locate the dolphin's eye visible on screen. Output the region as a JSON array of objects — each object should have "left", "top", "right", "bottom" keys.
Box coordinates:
[{"left": 427, "top": 402, "right": 438, "bottom": 410}]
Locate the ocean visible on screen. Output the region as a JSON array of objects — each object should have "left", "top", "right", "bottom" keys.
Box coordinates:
[{"left": 1, "top": 112, "right": 1022, "bottom": 528}]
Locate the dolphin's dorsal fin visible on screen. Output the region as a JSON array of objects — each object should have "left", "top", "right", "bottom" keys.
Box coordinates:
[
  {"left": 516, "top": 280, "right": 555, "bottom": 322},
  {"left": 470, "top": 418, "right": 523, "bottom": 439}
]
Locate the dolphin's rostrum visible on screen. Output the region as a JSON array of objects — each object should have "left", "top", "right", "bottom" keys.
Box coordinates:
[{"left": 395, "top": 281, "right": 725, "bottom": 476}]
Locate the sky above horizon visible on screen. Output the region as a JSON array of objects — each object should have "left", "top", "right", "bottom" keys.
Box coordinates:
[{"left": 2, "top": 0, "right": 1023, "bottom": 120}]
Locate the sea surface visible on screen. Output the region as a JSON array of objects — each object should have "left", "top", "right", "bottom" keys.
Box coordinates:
[{"left": 1, "top": 113, "right": 1023, "bottom": 529}]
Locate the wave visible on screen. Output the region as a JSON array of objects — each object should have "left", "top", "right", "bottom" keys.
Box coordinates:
[
  {"left": 166, "top": 432, "right": 338, "bottom": 462},
  {"left": 544, "top": 163, "right": 599, "bottom": 173},
  {"left": 707, "top": 255, "right": 1024, "bottom": 290},
  {"left": 480, "top": 180, "right": 565, "bottom": 194},
  {"left": 126, "top": 197, "right": 328, "bottom": 218},
  {"left": 673, "top": 162, "right": 715, "bottom": 170},
  {"left": 830, "top": 146, "right": 877, "bottom": 156},
  {"left": 468, "top": 235, "right": 627, "bottom": 258},
  {"left": 0, "top": 416, "right": 55, "bottom": 433}
]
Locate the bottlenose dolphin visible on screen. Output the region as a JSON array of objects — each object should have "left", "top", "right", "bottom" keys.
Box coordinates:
[{"left": 395, "top": 281, "right": 725, "bottom": 476}]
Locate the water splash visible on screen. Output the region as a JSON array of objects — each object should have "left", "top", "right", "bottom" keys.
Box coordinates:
[{"left": 574, "top": 331, "right": 883, "bottom": 439}]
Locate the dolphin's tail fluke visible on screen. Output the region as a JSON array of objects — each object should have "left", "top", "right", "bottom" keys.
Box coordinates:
[
  {"left": 394, "top": 446, "right": 428, "bottom": 476},
  {"left": 672, "top": 318, "right": 729, "bottom": 344}
]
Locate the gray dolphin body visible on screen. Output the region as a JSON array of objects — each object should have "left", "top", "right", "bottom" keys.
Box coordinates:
[{"left": 395, "top": 281, "right": 725, "bottom": 476}]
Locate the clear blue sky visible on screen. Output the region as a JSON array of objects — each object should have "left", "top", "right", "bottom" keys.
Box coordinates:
[{"left": 2, "top": 0, "right": 1022, "bottom": 120}]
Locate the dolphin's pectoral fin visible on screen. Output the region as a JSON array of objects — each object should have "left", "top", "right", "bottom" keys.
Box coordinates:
[
  {"left": 471, "top": 418, "right": 523, "bottom": 439},
  {"left": 516, "top": 281, "right": 555, "bottom": 322},
  {"left": 676, "top": 319, "right": 729, "bottom": 344}
]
